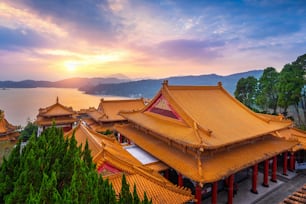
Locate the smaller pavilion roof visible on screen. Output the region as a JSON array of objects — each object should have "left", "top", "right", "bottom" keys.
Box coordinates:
[
  {"left": 36, "top": 97, "right": 77, "bottom": 126},
  {"left": 0, "top": 110, "right": 18, "bottom": 134},
  {"left": 274, "top": 127, "right": 306, "bottom": 151},
  {"left": 37, "top": 97, "right": 75, "bottom": 117},
  {"left": 93, "top": 98, "right": 145, "bottom": 122}
]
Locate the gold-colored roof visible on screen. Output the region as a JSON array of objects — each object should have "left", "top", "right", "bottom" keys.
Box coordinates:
[
  {"left": 66, "top": 123, "right": 193, "bottom": 203},
  {"left": 274, "top": 127, "right": 306, "bottom": 151},
  {"left": 116, "top": 124, "right": 298, "bottom": 183},
  {"left": 280, "top": 184, "right": 306, "bottom": 204},
  {"left": 120, "top": 82, "right": 292, "bottom": 149},
  {"left": 0, "top": 111, "right": 18, "bottom": 134},
  {"left": 96, "top": 98, "right": 145, "bottom": 122},
  {"left": 109, "top": 172, "right": 192, "bottom": 204},
  {"left": 37, "top": 97, "right": 75, "bottom": 117},
  {"left": 36, "top": 117, "right": 78, "bottom": 126}
]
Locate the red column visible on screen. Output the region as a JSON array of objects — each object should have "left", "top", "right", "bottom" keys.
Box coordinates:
[
  {"left": 289, "top": 152, "right": 295, "bottom": 171},
  {"left": 164, "top": 169, "right": 169, "bottom": 179},
  {"left": 262, "top": 159, "right": 269, "bottom": 187},
  {"left": 212, "top": 181, "right": 218, "bottom": 204},
  {"left": 227, "top": 174, "right": 234, "bottom": 204},
  {"left": 251, "top": 164, "right": 258, "bottom": 194},
  {"left": 195, "top": 183, "right": 202, "bottom": 204},
  {"left": 178, "top": 173, "right": 183, "bottom": 187},
  {"left": 271, "top": 156, "right": 277, "bottom": 182},
  {"left": 283, "top": 151, "right": 288, "bottom": 176}
]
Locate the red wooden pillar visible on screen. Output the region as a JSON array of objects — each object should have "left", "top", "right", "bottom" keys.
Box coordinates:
[
  {"left": 271, "top": 156, "right": 277, "bottom": 182},
  {"left": 262, "top": 159, "right": 269, "bottom": 187},
  {"left": 164, "top": 169, "right": 169, "bottom": 179},
  {"left": 283, "top": 151, "right": 288, "bottom": 176},
  {"left": 195, "top": 183, "right": 202, "bottom": 204},
  {"left": 178, "top": 173, "right": 183, "bottom": 187},
  {"left": 212, "top": 181, "right": 218, "bottom": 204},
  {"left": 289, "top": 152, "right": 295, "bottom": 171},
  {"left": 227, "top": 174, "right": 234, "bottom": 204},
  {"left": 251, "top": 164, "right": 258, "bottom": 194}
]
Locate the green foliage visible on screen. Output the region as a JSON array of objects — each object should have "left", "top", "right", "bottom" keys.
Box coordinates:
[
  {"left": 277, "top": 63, "right": 304, "bottom": 116},
  {"left": 99, "top": 129, "right": 113, "bottom": 136},
  {"left": 0, "top": 125, "right": 149, "bottom": 203},
  {"left": 19, "top": 120, "right": 38, "bottom": 141},
  {"left": 256, "top": 67, "right": 279, "bottom": 113},
  {"left": 234, "top": 76, "right": 258, "bottom": 109}
]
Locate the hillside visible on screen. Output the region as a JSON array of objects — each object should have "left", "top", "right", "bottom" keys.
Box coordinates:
[
  {"left": 0, "top": 77, "right": 129, "bottom": 88},
  {"left": 81, "top": 70, "right": 263, "bottom": 98}
]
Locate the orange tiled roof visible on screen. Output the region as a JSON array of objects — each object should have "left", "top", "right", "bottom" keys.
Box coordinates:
[
  {"left": 116, "top": 124, "right": 298, "bottom": 183},
  {"left": 0, "top": 111, "right": 18, "bottom": 134},
  {"left": 66, "top": 123, "right": 193, "bottom": 204},
  {"left": 274, "top": 127, "right": 306, "bottom": 151},
  {"left": 37, "top": 97, "right": 75, "bottom": 117},
  {"left": 96, "top": 98, "right": 145, "bottom": 122},
  {"left": 120, "top": 82, "right": 292, "bottom": 149},
  {"left": 109, "top": 172, "right": 193, "bottom": 204},
  {"left": 281, "top": 184, "right": 306, "bottom": 204}
]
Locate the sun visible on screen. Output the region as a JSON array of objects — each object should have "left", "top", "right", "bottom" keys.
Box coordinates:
[{"left": 64, "top": 61, "right": 78, "bottom": 72}]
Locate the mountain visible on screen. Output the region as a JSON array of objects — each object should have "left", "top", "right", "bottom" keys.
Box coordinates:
[
  {"left": 81, "top": 70, "right": 263, "bottom": 98},
  {"left": 0, "top": 77, "right": 129, "bottom": 88}
]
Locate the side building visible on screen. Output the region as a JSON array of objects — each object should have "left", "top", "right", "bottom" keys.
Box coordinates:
[
  {"left": 0, "top": 110, "right": 19, "bottom": 141},
  {"left": 83, "top": 98, "right": 145, "bottom": 133},
  {"left": 36, "top": 97, "right": 77, "bottom": 136}
]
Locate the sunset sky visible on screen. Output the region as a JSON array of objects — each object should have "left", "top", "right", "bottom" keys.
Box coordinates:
[{"left": 0, "top": 0, "right": 305, "bottom": 81}]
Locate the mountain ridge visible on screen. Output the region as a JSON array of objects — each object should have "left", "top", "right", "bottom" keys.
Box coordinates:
[{"left": 81, "top": 70, "right": 263, "bottom": 98}]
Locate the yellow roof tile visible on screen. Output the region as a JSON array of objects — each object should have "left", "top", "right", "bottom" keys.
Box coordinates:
[
  {"left": 37, "top": 97, "right": 75, "bottom": 117},
  {"left": 116, "top": 124, "right": 298, "bottom": 183},
  {"left": 120, "top": 83, "right": 292, "bottom": 149},
  {"left": 97, "top": 98, "right": 145, "bottom": 122}
]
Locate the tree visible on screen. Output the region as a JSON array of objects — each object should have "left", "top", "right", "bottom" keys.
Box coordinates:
[
  {"left": 277, "top": 63, "right": 304, "bottom": 124},
  {"left": 234, "top": 76, "right": 258, "bottom": 109},
  {"left": 0, "top": 125, "right": 149, "bottom": 203},
  {"left": 19, "top": 120, "right": 38, "bottom": 141},
  {"left": 256, "top": 67, "right": 279, "bottom": 114}
]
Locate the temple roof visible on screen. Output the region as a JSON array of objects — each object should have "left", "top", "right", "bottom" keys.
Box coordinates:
[
  {"left": 89, "top": 98, "right": 145, "bottom": 122},
  {"left": 65, "top": 123, "right": 193, "bottom": 203},
  {"left": 116, "top": 124, "right": 298, "bottom": 183},
  {"left": 37, "top": 97, "right": 75, "bottom": 117},
  {"left": 0, "top": 110, "right": 17, "bottom": 134},
  {"left": 120, "top": 81, "right": 292, "bottom": 149},
  {"left": 274, "top": 127, "right": 306, "bottom": 151},
  {"left": 36, "top": 97, "right": 77, "bottom": 126}
]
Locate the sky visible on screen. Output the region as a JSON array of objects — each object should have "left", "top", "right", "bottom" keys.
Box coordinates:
[{"left": 0, "top": 0, "right": 305, "bottom": 81}]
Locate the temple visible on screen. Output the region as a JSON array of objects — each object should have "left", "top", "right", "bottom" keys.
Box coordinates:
[
  {"left": 114, "top": 81, "right": 300, "bottom": 204},
  {"left": 65, "top": 123, "right": 194, "bottom": 204},
  {"left": 0, "top": 110, "right": 19, "bottom": 141},
  {"left": 84, "top": 98, "right": 145, "bottom": 132},
  {"left": 36, "top": 97, "right": 77, "bottom": 136}
]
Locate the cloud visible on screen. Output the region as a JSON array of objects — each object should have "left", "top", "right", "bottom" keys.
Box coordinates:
[
  {"left": 155, "top": 39, "right": 224, "bottom": 60},
  {"left": 0, "top": 27, "right": 52, "bottom": 51}
]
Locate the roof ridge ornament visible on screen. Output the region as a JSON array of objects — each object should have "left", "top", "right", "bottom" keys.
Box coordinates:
[
  {"left": 162, "top": 80, "right": 168, "bottom": 86},
  {"left": 56, "top": 96, "right": 59, "bottom": 104},
  {"left": 218, "top": 81, "right": 222, "bottom": 87}
]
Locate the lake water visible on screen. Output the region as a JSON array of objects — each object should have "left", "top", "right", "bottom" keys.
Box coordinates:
[{"left": 0, "top": 88, "right": 127, "bottom": 126}]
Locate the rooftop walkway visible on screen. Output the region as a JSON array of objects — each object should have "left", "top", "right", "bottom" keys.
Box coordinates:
[{"left": 202, "top": 169, "right": 305, "bottom": 204}]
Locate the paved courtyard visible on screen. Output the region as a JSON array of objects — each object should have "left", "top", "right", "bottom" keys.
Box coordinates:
[{"left": 202, "top": 170, "right": 306, "bottom": 204}]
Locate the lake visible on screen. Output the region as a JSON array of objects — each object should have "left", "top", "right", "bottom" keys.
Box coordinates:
[{"left": 0, "top": 87, "right": 127, "bottom": 126}]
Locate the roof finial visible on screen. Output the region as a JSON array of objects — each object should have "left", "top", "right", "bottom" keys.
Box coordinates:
[
  {"left": 217, "top": 81, "right": 222, "bottom": 87},
  {"left": 56, "top": 96, "right": 59, "bottom": 103},
  {"left": 162, "top": 80, "right": 168, "bottom": 86}
]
